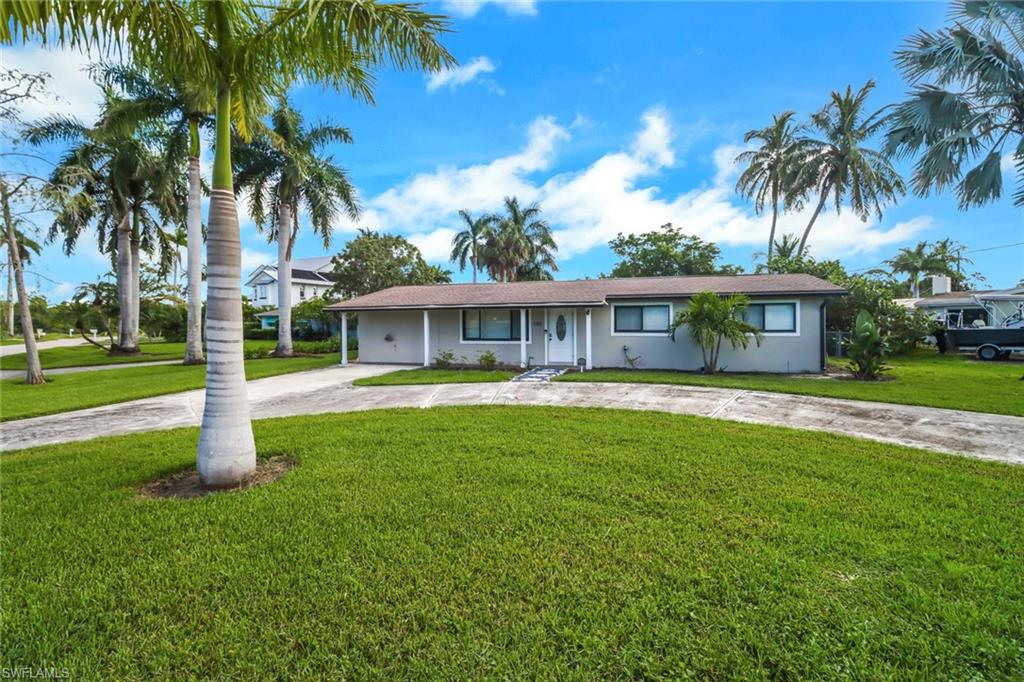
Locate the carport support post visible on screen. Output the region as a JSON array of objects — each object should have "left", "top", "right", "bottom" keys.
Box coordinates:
[
  {"left": 520, "top": 308, "right": 527, "bottom": 368},
  {"left": 422, "top": 310, "right": 430, "bottom": 367},
  {"left": 339, "top": 313, "right": 348, "bottom": 366},
  {"left": 585, "top": 308, "right": 593, "bottom": 370}
]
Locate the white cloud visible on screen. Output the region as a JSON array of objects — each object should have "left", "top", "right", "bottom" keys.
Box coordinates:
[
  {"left": 426, "top": 56, "right": 497, "bottom": 92},
  {"left": 240, "top": 246, "right": 274, "bottom": 274},
  {"left": 441, "top": 0, "right": 537, "bottom": 18},
  {"left": 340, "top": 107, "right": 932, "bottom": 266},
  {"left": 2, "top": 46, "right": 102, "bottom": 124},
  {"left": 49, "top": 281, "right": 74, "bottom": 300}
]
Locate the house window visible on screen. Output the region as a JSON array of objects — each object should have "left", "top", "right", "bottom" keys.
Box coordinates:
[
  {"left": 299, "top": 285, "right": 306, "bottom": 300},
  {"left": 462, "top": 309, "right": 529, "bottom": 341},
  {"left": 614, "top": 304, "right": 670, "bottom": 333},
  {"left": 258, "top": 285, "right": 267, "bottom": 300},
  {"left": 744, "top": 302, "right": 797, "bottom": 333}
]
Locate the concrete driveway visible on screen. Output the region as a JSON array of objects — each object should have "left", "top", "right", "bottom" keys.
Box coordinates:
[{"left": 2, "top": 363, "right": 1022, "bottom": 465}]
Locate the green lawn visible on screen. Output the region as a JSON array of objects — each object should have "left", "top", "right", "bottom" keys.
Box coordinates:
[
  {"left": 0, "top": 339, "right": 283, "bottom": 371},
  {"left": 556, "top": 350, "right": 1024, "bottom": 417},
  {"left": 353, "top": 367, "right": 517, "bottom": 386},
  {"left": 2, "top": 406, "right": 1021, "bottom": 678},
  {"left": 0, "top": 354, "right": 346, "bottom": 421}
]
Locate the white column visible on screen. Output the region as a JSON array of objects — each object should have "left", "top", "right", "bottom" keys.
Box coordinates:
[
  {"left": 423, "top": 310, "right": 430, "bottom": 366},
  {"left": 585, "top": 308, "right": 593, "bottom": 370},
  {"left": 520, "top": 308, "right": 528, "bottom": 368},
  {"left": 339, "top": 314, "right": 348, "bottom": 366}
]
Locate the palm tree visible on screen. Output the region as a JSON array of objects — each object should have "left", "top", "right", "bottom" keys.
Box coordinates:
[
  {"left": 483, "top": 197, "right": 557, "bottom": 283},
  {"left": 790, "top": 81, "right": 906, "bottom": 257},
  {"left": 0, "top": 178, "right": 43, "bottom": 383},
  {"left": 772, "top": 233, "right": 802, "bottom": 260},
  {"left": 27, "top": 109, "right": 185, "bottom": 353},
  {"left": 234, "top": 99, "right": 359, "bottom": 356},
  {"left": 450, "top": 209, "right": 494, "bottom": 283},
  {"left": 735, "top": 111, "right": 800, "bottom": 266},
  {"left": 887, "top": 1, "right": 1024, "bottom": 208},
  {"left": 94, "top": 64, "right": 214, "bottom": 365},
  {"left": 669, "top": 291, "right": 762, "bottom": 374},
  {"left": 885, "top": 241, "right": 952, "bottom": 298},
  {"left": 4, "top": 1, "right": 453, "bottom": 488}
]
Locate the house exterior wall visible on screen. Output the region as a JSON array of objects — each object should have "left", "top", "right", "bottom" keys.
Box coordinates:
[
  {"left": 251, "top": 281, "right": 332, "bottom": 307},
  {"left": 356, "top": 295, "right": 827, "bottom": 373}
]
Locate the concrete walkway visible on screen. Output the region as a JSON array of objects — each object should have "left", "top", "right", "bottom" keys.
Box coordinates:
[
  {"left": 2, "top": 363, "right": 1022, "bottom": 465},
  {"left": 0, "top": 359, "right": 181, "bottom": 380},
  {"left": 0, "top": 337, "right": 86, "bottom": 357}
]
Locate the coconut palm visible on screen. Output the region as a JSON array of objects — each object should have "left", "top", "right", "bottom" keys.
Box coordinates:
[
  {"left": 94, "top": 64, "right": 215, "bottom": 365},
  {"left": 0, "top": 179, "right": 44, "bottom": 383},
  {"left": 669, "top": 290, "right": 762, "bottom": 374},
  {"left": 27, "top": 110, "right": 185, "bottom": 353},
  {"left": 483, "top": 196, "right": 557, "bottom": 283},
  {"left": 3, "top": 0, "right": 453, "bottom": 488},
  {"left": 450, "top": 209, "right": 495, "bottom": 283},
  {"left": 885, "top": 241, "right": 953, "bottom": 298},
  {"left": 233, "top": 99, "right": 359, "bottom": 356},
  {"left": 735, "top": 111, "right": 801, "bottom": 266},
  {"left": 887, "top": 1, "right": 1024, "bottom": 208},
  {"left": 790, "top": 81, "right": 906, "bottom": 257}
]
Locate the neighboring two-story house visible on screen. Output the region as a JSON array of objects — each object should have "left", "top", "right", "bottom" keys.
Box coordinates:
[{"left": 245, "top": 256, "right": 336, "bottom": 329}]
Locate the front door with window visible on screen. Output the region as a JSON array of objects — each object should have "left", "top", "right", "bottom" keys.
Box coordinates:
[{"left": 547, "top": 308, "right": 575, "bottom": 364}]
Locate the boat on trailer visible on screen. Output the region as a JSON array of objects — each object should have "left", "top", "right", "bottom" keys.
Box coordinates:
[{"left": 945, "top": 293, "right": 1024, "bottom": 361}]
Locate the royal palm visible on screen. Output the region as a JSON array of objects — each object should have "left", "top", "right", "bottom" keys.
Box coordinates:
[
  {"left": 234, "top": 99, "right": 359, "bottom": 356},
  {"left": 3, "top": 0, "right": 453, "bottom": 488},
  {"left": 450, "top": 210, "right": 495, "bottom": 284}
]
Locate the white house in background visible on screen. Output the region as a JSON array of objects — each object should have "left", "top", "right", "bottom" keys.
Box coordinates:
[
  {"left": 896, "top": 275, "right": 1024, "bottom": 327},
  {"left": 245, "top": 256, "right": 336, "bottom": 329}
]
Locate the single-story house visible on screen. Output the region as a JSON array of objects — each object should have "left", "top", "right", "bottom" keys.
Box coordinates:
[{"left": 326, "top": 274, "right": 846, "bottom": 373}]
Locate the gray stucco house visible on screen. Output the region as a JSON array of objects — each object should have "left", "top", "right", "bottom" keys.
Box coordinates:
[{"left": 326, "top": 274, "right": 846, "bottom": 373}]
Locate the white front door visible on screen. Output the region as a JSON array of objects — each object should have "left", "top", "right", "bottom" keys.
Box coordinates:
[{"left": 547, "top": 308, "right": 575, "bottom": 365}]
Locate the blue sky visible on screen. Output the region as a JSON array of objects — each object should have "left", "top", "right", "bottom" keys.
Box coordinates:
[{"left": 8, "top": 1, "right": 1023, "bottom": 301}]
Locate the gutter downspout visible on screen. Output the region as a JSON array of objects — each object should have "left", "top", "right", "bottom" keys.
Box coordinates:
[{"left": 819, "top": 299, "right": 828, "bottom": 372}]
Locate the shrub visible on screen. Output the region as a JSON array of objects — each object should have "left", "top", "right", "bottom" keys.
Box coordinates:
[
  {"left": 670, "top": 291, "right": 762, "bottom": 374},
  {"left": 433, "top": 349, "right": 458, "bottom": 369},
  {"left": 476, "top": 349, "right": 498, "bottom": 370},
  {"left": 294, "top": 338, "right": 340, "bottom": 355},
  {"left": 244, "top": 347, "right": 271, "bottom": 360},
  {"left": 245, "top": 328, "right": 278, "bottom": 341},
  {"left": 846, "top": 310, "right": 889, "bottom": 380}
]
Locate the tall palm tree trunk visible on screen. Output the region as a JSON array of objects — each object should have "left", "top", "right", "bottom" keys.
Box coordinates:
[
  {"left": 274, "top": 201, "right": 294, "bottom": 357},
  {"left": 129, "top": 209, "right": 141, "bottom": 349},
  {"left": 115, "top": 214, "right": 137, "bottom": 352},
  {"left": 471, "top": 243, "right": 478, "bottom": 284},
  {"left": 5, "top": 251, "right": 14, "bottom": 336},
  {"left": 184, "top": 122, "right": 204, "bottom": 365},
  {"left": 766, "top": 183, "right": 778, "bottom": 270},
  {"left": 1, "top": 180, "right": 43, "bottom": 384},
  {"left": 196, "top": 84, "right": 256, "bottom": 489},
  {"left": 798, "top": 188, "right": 829, "bottom": 258}
]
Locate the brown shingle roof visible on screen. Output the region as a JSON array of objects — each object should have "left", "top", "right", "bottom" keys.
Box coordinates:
[{"left": 326, "top": 274, "right": 845, "bottom": 311}]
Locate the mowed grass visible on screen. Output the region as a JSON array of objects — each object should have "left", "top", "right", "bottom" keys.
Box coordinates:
[
  {"left": 2, "top": 406, "right": 1022, "bottom": 678},
  {"left": 0, "top": 339, "right": 280, "bottom": 370},
  {"left": 353, "top": 367, "right": 517, "bottom": 386},
  {"left": 557, "top": 350, "right": 1024, "bottom": 416},
  {"left": 0, "top": 354, "right": 343, "bottom": 421}
]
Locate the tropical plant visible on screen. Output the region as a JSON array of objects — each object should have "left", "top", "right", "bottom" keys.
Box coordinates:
[
  {"left": 670, "top": 291, "right": 763, "bottom": 374},
  {"left": 27, "top": 106, "right": 186, "bottom": 353},
  {"left": 3, "top": 0, "right": 454, "bottom": 488},
  {"left": 476, "top": 349, "right": 498, "bottom": 370},
  {"left": 450, "top": 209, "right": 495, "bottom": 283},
  {"left": 93, "top": 63, "right": 215, "bottom": 365},
  {"left": 607, "top": 224, "right": 743, "bottom": 277},
  {"left": 234, "top": 98, "right": 359, "bottom": 356},
  {"left": 482, "top": 196, "right": 557, "bottom": 283},
  {"left": 331, "top": 229, "right": 450, "bottom": 299},
  {"left": 887, "top": 1, "right": 1024, "bottom": 208},
  {"left": 790, "top": 81, "right": 906, "bottom": 256},
  {"left": 735, "top": 111, "right": 802, "bottom": 265},
  {"left": 0, "top": 178, "right": 43, "bottom": 383},
  {"left": 847, "top": 310, "right": 889, "bottom": 380},
  {"left": 884, "top": 241, "right": 952, "bottom": 298}
]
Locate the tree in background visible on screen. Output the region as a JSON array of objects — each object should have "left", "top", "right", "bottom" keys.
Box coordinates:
[
  {"left": 4, "top": 0, "right": 453, "bottom": 488},
  {"left": 234, "top": 99, "right": 359, "bottom": 357},
  {"left": 1, "top": 178, "right": 44, "bottom": 382},
  {"left": 94, "top": 64, "right": 214, "bottom": 365},
  {"left": 887, "top": 1, "right": 1024, "bottom": 209},
  {"left": 331, "top": 229, "right": 451, "bottom": 299},
  {"left": 884, "top": 241, "right": 952, "bottom": 298},
  {"left": 790, "top": 81, "right": 905, "bottom": 257},
  {"left": 450, "top": 209, "right": 495, "bottom": 284},
  {"left": 670, "top": 291, "right": 762, "bottom": 374},
  {"left": 482, "top": 197, "right": 558, "bottom": 282},
  {"left": 607, "top": 224, "right": 743, "bottom": 278},
  {"left": 0, "top": 222, "right": 41, "bottom": 336},
  {"left": 735, "top": 111, "right": 802, "bottom": 266}
]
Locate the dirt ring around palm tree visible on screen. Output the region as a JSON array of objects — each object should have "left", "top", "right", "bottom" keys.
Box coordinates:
[{"left": 138, "top": 455, "right": 295, "bottom": 499}]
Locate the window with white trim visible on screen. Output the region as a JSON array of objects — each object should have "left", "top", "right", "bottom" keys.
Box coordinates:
[
  {"left": 614, "top": 304, "right": 671, "bottom": 333},
  {"left": 462, "top": 309, "right": 530, "bottom": 341},
  {"left": 743, "top": 302, "right": 797, "bottom": 333}
]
